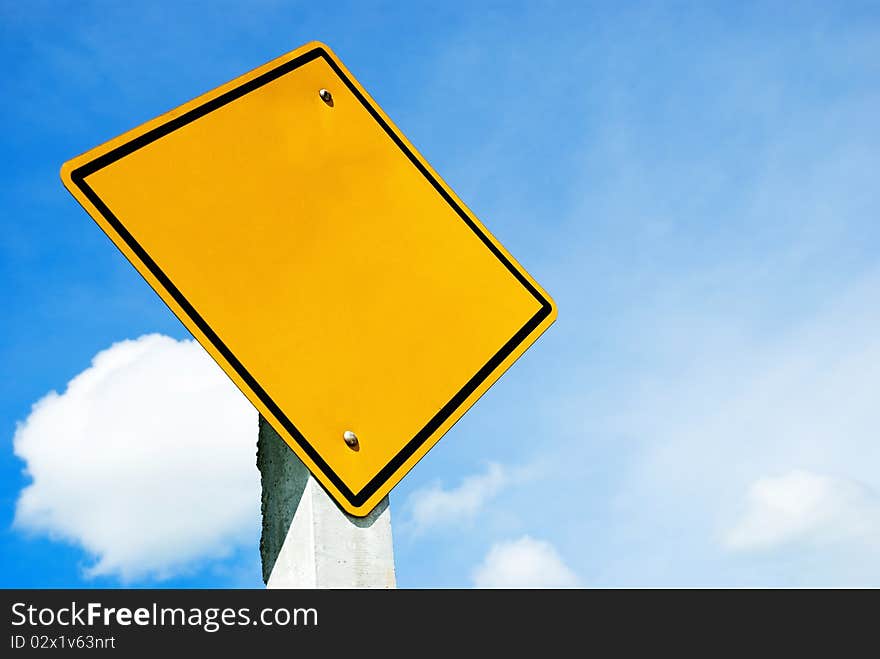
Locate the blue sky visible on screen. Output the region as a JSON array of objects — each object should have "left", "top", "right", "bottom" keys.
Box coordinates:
[{"left": 3, "top": 1, "right": 880, "bottom": 587}]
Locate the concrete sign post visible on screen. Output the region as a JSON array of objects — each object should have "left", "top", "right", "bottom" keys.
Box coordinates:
[{"left": 258, "top": 416, "right": 396, "bottom": 588}]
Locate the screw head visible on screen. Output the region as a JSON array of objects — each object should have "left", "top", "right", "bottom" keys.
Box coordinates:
[
  {"left": 343, "top": 430, "right": 359, "bottom": 448},
  {"left": 319, "top": 88, "right": 333, "bottom": 105}
]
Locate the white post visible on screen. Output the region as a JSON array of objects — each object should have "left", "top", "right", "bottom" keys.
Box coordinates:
[{"left": 257, "top": 415, "right": 396, "bottom": 588}]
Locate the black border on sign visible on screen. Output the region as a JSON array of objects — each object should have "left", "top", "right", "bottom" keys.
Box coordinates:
[{"left": 69, "top": 46, "right": 552, "bottom": 508}]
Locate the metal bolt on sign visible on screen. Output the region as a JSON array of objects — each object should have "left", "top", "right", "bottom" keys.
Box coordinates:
[{"left": 343, "top": 430, "right": 359, "bottom": 449}]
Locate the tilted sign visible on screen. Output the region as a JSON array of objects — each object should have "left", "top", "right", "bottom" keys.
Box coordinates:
[{"left": 62, "top": 42, "right": 556, "bottom": 516}]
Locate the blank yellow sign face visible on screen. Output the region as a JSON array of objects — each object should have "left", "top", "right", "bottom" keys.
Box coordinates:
[{"left": 61, "top": 42, "right": 556, "bottom": 516}]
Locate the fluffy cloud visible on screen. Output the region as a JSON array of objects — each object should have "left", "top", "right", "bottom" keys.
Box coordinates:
[
  {"left": 560, "top": 268, "right": 880, "bottom": 584},
  {"left": 13, "top": 334, "right": 259, "bottom": 582},
  {"left": 405, "top": 463, "right": 512, "bottom": 534},
  {"left": 472, "top": 536, "right": 580, "bottom": 588},
  {"left": 723, "top": 470, "right": 880, "bottom": 552}
]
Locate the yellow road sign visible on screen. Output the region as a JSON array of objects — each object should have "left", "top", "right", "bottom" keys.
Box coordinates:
[{"left": 61, "top": 42, "right": 556, "bottom": 516}]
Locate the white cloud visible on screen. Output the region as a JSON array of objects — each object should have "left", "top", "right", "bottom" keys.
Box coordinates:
[
  {"left": 405, "top": 463, "right": 512, "bottom": 534},
  {"left": 472, "top": 536, "right": 580, "bottom": 588},
  {"left": 13, "top": 334, "right": 259, "bottom": 582},
  {"left": 723, "top": 470, "right": 880, "bottom": 552},
  {"left": 557, "top": 268, "right": 880, "bottom": 584}
]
